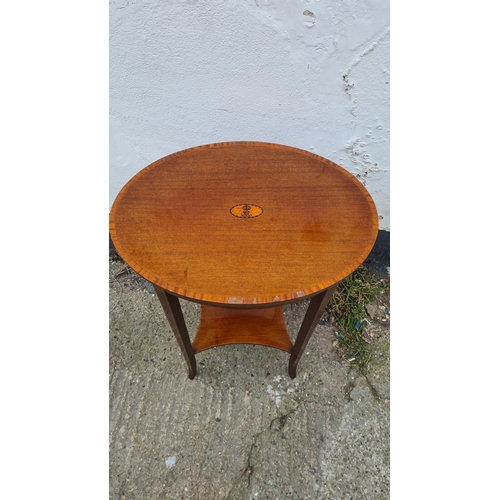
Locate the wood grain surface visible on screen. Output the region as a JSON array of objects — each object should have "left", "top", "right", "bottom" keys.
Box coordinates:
[
  {"left": 109, "top": 142, "right": 378, "bottom": 306},
  {"left": 192, "top": 305, "right": 292, "bottom": 354}
]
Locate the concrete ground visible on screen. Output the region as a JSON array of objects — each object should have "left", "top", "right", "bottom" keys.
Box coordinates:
[{"left": 109, "top": 255, "right": 390, "bottom": 499}]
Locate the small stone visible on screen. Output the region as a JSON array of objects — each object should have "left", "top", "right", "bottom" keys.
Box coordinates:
[{"left": 365, "top": 303, "right": 377, "bottom": 319}]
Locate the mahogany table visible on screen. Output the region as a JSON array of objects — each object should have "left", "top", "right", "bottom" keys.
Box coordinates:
[{"left": 109, "top": 142, "right": 378, "bottom": 379}]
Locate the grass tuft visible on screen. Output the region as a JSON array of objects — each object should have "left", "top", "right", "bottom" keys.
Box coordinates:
[{"left": 327, "top": 266, "right": 387, "bottom": 372}]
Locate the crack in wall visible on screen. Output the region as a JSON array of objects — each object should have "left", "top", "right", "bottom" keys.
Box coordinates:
[{"left": 342, "top": 26, "right": 390, "bottom": 116}]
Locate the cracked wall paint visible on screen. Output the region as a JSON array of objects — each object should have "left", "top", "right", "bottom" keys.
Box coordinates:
[
  {"left": 110, "top": 0, "right": 390, "bottom": 229},
  {"left": 342, "top": 27, "right": 390, "bottom": 116},
  {"left": 341, "top": 27, "right": 390, "bottom": 226}
]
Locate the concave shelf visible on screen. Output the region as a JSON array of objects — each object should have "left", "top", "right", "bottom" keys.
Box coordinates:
[{"left": 192, "top": 305, "right": 293, "bottom": 354}]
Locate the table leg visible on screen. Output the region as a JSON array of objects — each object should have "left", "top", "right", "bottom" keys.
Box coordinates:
[
  {"left": 153, "top": 285, "right": 197, "bottom": 380},
  {"left": 289, "top": 285, "right": 337, "bottom": 379}
]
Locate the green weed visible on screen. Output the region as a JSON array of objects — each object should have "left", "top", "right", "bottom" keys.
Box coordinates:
[{"left": 327, "top": 266, "right": 387, "bottom": 372}]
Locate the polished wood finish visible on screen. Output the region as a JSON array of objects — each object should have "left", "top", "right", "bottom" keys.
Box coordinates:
[
  {"left": 192, "top": 305, "right": 292, "bottom": 354},
  {"left": 289, "top": 285, "right": 337, "bottom": 379},
  {"left": 153, "top": 285, "right": 196, "bottom": 379},
  {"left": 109, "top": 142, "right": 378, "bottom": 307},
  {"left": 110, "top": 142, "right": 379, "bottom": 378}
]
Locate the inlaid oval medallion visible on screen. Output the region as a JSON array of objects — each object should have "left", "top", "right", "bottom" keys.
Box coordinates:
[{"left": 230, "top": 204, "right": 263, "bottom": 218}]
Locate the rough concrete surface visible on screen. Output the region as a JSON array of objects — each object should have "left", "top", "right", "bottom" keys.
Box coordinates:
[{"left": 109, "top": 256, "right": 390, "bottom": 499}]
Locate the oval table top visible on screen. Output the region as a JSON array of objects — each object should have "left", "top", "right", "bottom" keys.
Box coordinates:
[{"left": 109, "top": 142, "right": 379, "bottom": 306}]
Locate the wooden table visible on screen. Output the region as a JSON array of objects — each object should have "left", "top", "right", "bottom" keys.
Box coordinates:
[{"left": 109, "top": 142, "right": 378, "bottom": 379}]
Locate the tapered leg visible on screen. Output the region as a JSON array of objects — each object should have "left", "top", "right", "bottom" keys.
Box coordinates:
[
  {"left": 153, "top": 285, "right": 197, "bottom": 379},
  {"left": 289, "top": 285, "right": 337, "bottom": 379}
]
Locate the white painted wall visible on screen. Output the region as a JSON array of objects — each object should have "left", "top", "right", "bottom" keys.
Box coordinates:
[{"left": 110, "top": 0, "right": 390, "bottom": 230}]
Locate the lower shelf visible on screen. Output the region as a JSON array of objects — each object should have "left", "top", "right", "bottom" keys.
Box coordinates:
[{"left": 191, "top": 305, "right": 293, "bottom": 354}]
